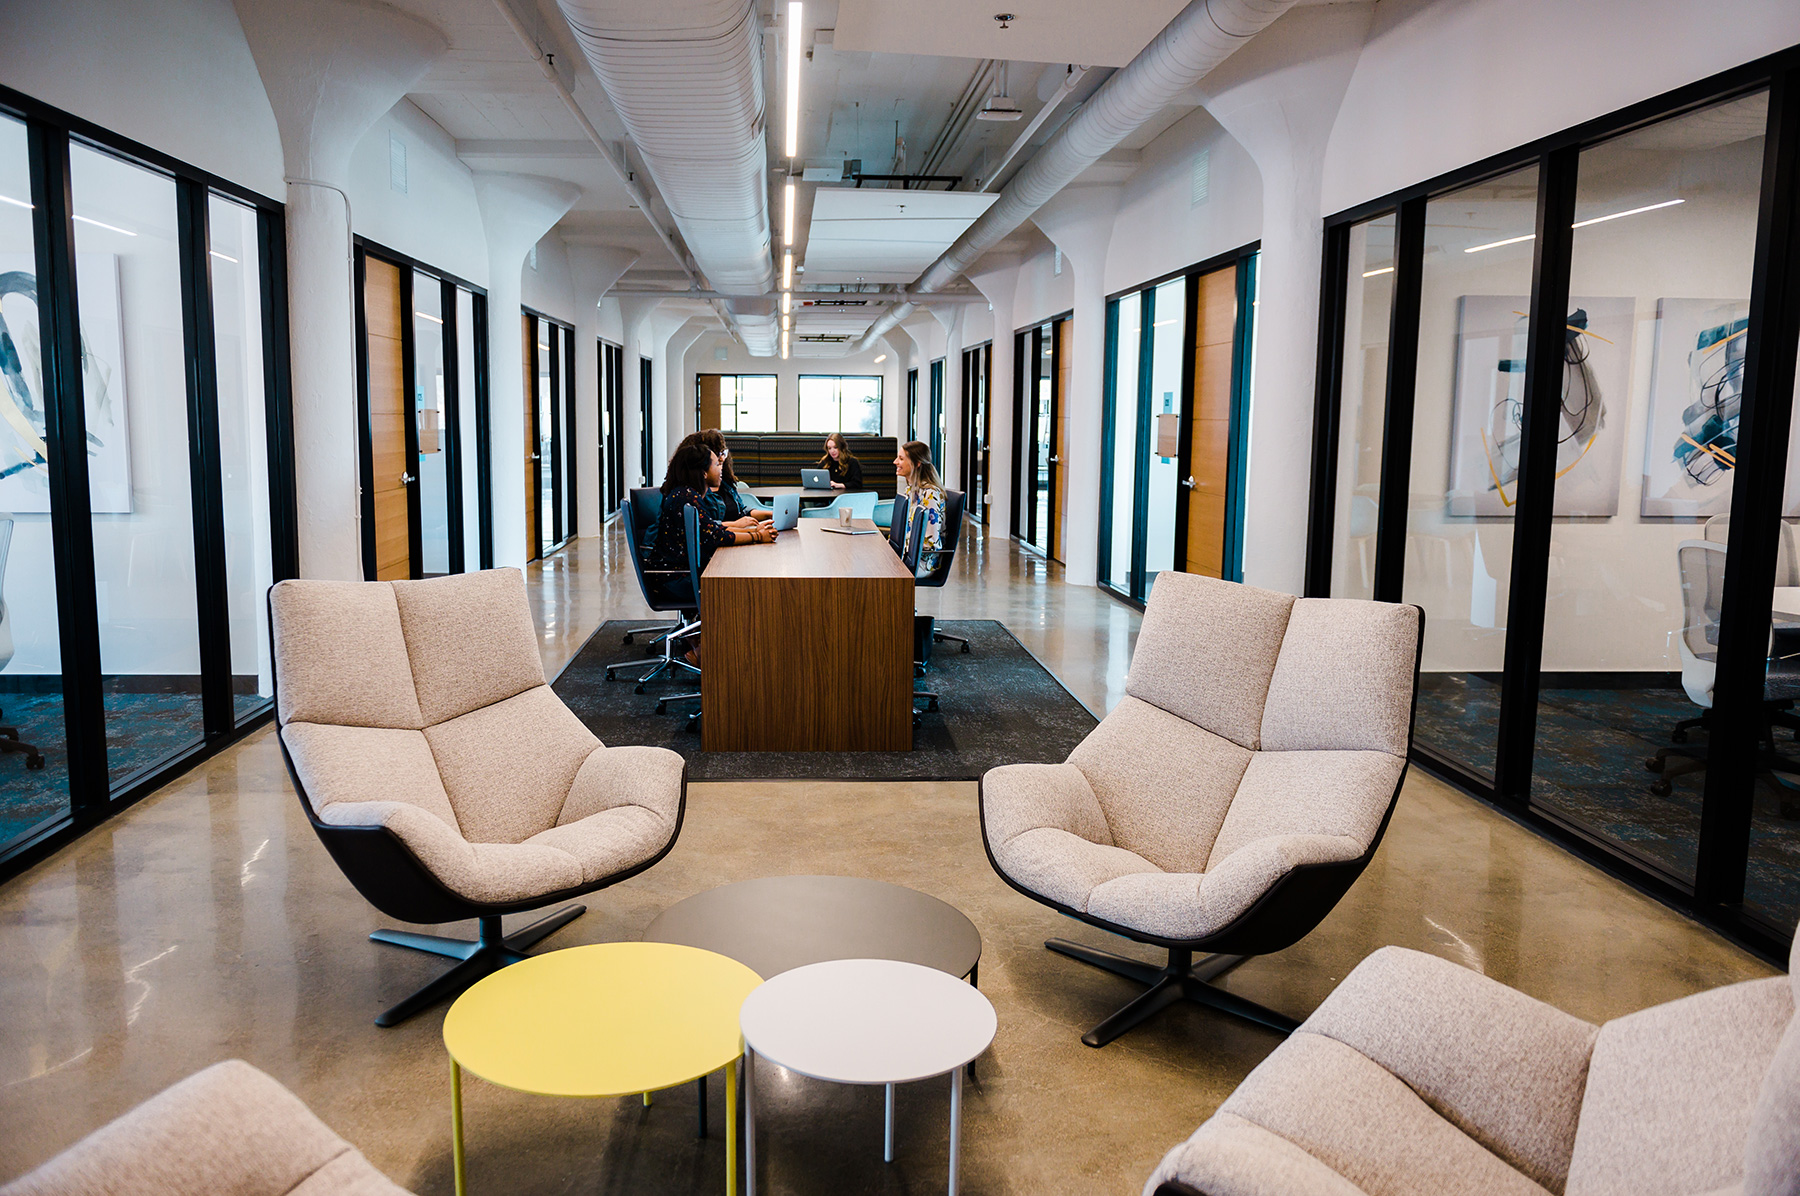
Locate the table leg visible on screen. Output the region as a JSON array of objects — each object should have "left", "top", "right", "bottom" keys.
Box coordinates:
[
  {"left": 698, "top": 1074, "right": 708, "bottom": 1139},
  {"left": 725, "top": 1058, "right": 738, "bottom": 1196},
  {"left": 948, "top": 1068, "right": 963, "bottom": 1196},
  {"left": 643, "top": 1091, "right": 653, "bottom": 1107},
  {"left": 884, "top": 1082, "right": 895, "bottom": 1162},
  {"left": 450, "top": 1059, "right": 466, "bottom": 1196},
  {"left": 744, "top": 1049, "right": 756, "bottom": 1196}
]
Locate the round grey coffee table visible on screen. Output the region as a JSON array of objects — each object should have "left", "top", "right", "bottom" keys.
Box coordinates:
[
  {"left": 740, "top": 958, "right": 997, "bottom": 1195},
  {"left": 644, "top": 875, "right": 983, "bottom": 985}
]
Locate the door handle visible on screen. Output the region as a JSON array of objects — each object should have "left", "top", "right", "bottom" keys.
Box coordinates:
[
  {"left": 531, "top": 453, "right": 541, "bottom": 461},
  {"left": 400, "top": 472, "right": 416, "bottom": 485},
  {"left": 1049, "top": 455, "right": 1061, "bottom": 463},
  {"left": 1181, "top": 476, "right": 1197, "bottom": 489}
]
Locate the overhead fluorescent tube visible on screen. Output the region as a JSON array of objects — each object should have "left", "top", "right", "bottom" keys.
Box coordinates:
[
  {"left": 781, "top": 292, "right": 791, "bottom": 315},
  {"left": 782, "top": 251, "right": 793, "bottom": 288},
  {"left": 782, "top": 313, "right": 790, "bottom": 331},
  {"left": 785, "top": 2, "right": 803, "bottom": 159},
  {"left": 1362, "top": 266, "right": 1394, "bottom": 278},
  {"left": 0, "top": 194, "right": 31, "bottom": 210},
  {"left": 781, "top": 330, "right": 791, "bottom": 359},
  {"left": 1465, "top": 198, "right": 1685, "bottom": 253},
  {"left": 873, "top": 353, "right": 887, "bottom": 364},
  {"left": 210, "top": 251, "right": 239, "bottom": 264},
  {"left": 784, "top": 181, "right": 796, "bottom": 246}
]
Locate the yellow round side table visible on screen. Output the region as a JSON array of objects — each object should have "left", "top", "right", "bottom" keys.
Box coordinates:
[{"left": 443, "top": 941, "right": 763, "bottom": 1196}]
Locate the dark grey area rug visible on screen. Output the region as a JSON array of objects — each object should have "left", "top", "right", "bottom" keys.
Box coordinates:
[{"left": 552, "top": 619, "right": 1098, "bottom": 781}]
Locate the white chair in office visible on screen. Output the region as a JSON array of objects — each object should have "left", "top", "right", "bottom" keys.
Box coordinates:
[
  {"left": 798, "top": 491, "right": 880, "bottom": 521},
  {"left": 0, "top": 516, "right": 46, "bottom": 771},
  {"left": 1704, "top": 513, "right": 1800, "bottom": 583}
]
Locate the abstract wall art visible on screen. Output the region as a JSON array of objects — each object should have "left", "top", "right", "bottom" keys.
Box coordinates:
[
  {"left": 0, "top": 253, "right": 132, "bottom": 514},
  {"left": 1640, "top": 298, "right": 1758, "bottom": 519},
  {"left": 1447, "top": 294, "right": 1633, "bottom": 518}
]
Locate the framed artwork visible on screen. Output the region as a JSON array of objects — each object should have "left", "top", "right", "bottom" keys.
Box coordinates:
[
  {"left": 0, "top": 253, "right": 132, "bottom": 514},
  {"left": 1447, "top": 294, "right": 1633, "bottom": 517},
  {"left": 1640, "top": 298, "right": 1767, "bottom": 518}
]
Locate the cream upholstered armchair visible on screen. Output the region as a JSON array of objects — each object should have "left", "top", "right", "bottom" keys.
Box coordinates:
[
  {"left": 1147, "top": 936, "right": 1800, "bottom": 1196},
  {"left": 980, "top": 573, "right": 1421, "bottom": 1047},
  {"left": 270, "top": 569, "right": 686, "bottom": 1027},
  {"left": 0, "top": 1061, "right": 411, "bottom": 1195}
]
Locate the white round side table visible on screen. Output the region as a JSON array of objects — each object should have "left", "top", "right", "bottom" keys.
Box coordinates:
[{"left": 739, "top": 957, "right": 997, "bottom": 1195}]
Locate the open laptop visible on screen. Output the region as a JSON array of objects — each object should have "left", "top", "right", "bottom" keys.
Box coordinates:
[
  {"left": 799, "top": 467, "right": 833, "bottom": 490},
  {"left": 770, "top": 493, "right": 801, "bottom": 531}
]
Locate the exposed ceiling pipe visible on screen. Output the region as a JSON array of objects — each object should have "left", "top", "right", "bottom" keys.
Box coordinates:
[
  {"left": 852, "top": 0, "right": 1296, "bottom": 352},
  {"left": 918, "top": 59, "right": 999, "bottom": 180},
  {"left": 555, "top": 0, "right": 779, "bottom": 354},
  {"left": 980, "top": 65, "right": 1091, "bottom": 193}
]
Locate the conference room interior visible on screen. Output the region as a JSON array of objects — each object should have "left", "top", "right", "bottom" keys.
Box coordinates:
[{"left": 3, "top": 2, "right": 1800, "bottom": 1194}]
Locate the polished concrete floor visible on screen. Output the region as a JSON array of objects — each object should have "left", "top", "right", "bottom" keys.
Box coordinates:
[{"left": 0, "top": 522, "right": 1780, "bottom": 1194}]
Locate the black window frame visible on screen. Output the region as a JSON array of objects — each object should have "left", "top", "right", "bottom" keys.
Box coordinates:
[{"left": 1302, "top": 45, "right": 1800, "bottom": 961}]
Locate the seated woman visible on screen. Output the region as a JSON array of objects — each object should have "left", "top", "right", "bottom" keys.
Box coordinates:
[
  {"left": 696, "top": 428, "right": 772, "bottom": 524},
  {"left": 650, "top": 441, "right": 775, "bottom": 595},
  {"left": 819, "top": 432, "right": 864, "bottom": 491},
  {"left": 895, "top": 439, "right": 946, "bottom": 575}
]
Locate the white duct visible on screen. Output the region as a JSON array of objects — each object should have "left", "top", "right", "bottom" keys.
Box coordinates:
[
  {"left": 853, "top": 0, "right": 1294, "bottom": 352},
  {"left": 557, "top": 0, "right": 779, "bottom": 354}
]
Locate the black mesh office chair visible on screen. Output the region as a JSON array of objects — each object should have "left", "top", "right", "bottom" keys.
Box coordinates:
[
  {"left": 606, "top": 489, "right": 701, "bottom": 692},
  {"left": 655, "top": 505, "right": 705, "bottom": 726},
  {"left": 887, "top": 493, "right": 910, "bottom": 560}
]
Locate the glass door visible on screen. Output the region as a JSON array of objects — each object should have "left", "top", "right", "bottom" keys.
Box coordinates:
[
  {"left": 414, "top": 273, "right": 450, "bottom": 575},
  {"left": 961, "top": 344, "right": 990, "bottom": 520},
  {"left": 929, "top": 359, "right": 945, "bottom": 466},
  {"left": 1018, "top": 320, "right": 1066, "bottom": 559}
]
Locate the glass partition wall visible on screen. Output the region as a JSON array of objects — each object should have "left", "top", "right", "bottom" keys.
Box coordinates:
[
  {"left": 1305, "top": 49, "right": 1800, "bottom": 955},
  {"left": 0, "top": 86, "right": 295, "bottom": 876},
  {"left": 521, "top": 309, "right": 575, "bottom": 560},
  {"left": 960, "top": 342, "right": 991, "bottom": 519},
  {"left": 355, "top": 241, "right": 489, "bottom": 577},
  {"left": 1012, "top": 315, "right": 1070, "bottom": 560},
  {"left": 1101, "top": 246, "right": 1259, "bottom": 604}
]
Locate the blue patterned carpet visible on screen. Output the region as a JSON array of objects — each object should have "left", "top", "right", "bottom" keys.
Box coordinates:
[
  {"left": 0, "top": 691, "right": 267, "bottom": 847},
  {"left": 1416, "top": 672, "right": 1800, "bottom": 932}
]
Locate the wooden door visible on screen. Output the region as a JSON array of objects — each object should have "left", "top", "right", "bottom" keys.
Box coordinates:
[
  {"left": 1183, "top": 267, "right": 1237, "bottom": 578},
  {"left": 698, "top": 374, "right": 722, "bottom": 430},
  {"left": 1051, "top": 318, "right": 1072, "bottom": 562},
  {"left": 523, "top": 314, "right": 539, "bottom": 561},
  {"left": 365, "top": 257, "right": 409, "bottom": 581}
]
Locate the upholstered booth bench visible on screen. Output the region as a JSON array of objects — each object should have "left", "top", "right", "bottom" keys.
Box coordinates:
[{"left": 722, "top": 433, "right": 898, "bottom": 499}]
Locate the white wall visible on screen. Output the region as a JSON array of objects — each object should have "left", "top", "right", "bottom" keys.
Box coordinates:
[
  {"left": 345, "top": 102, "right": 487, "bottom": 288},
  {"left": 681, "top": 333, "right": 903, "bottom": 443},
  {"left": 521, "top": 233, "right": 577, "bottom": 324},
  {"left": 0, "top": 0, "right": 285, "bottom": 201}
]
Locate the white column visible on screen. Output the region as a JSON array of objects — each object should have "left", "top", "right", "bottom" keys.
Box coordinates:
[
  {"left": 473, "top": 172, "right": 581, "bottom": 567},
  {"left": 567, "top": 245, "right": 638, "bottom": 535},
  {"left": 939, "top": 305, "right": 966, "bottom": 486},
  {"left": 664, "top": 318, "right": 709, "bottom": 445},
  {"left": 1032, "top": 185, "right": 1122, "bottom": 587},
  {"left": 971, "top": 264, "right": 1019, "bottom": 540},
  {"left": 1195, "top": 4, "right": 1374, "bottom": 593},
  {"left": 233, "top": 0, "right": 446, "bottom": 579},
  {"left": 617, "top": 297, "right": 663, "bottom": 487}
]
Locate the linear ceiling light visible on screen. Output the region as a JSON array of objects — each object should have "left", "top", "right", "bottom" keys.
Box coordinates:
[
  {"left": 781, "top": 292, "right": 791, "bottom": 314},
  {"left": 210, "top": 251, "right": 239, "bottom": 264},
  {"left": 0, "top": 194, "right": 31, "bottom": 210},
  {"left": 781, "top": 313, "right": 790, "bottom": 331},
  {"left": 781, "top": 329, "right": 791, "bottom": 359},
  {"left": 784, "top": 181, "right": 796, "bottom": 246},
  {"left": 782, "top": 251, "right": 793, "bottom": 289},
  {"left": 873, "top": 353, "right": 887, "bottom": 364},
  {"left": 73, "top": 214, "right": 136, "bottom": 236},
  {"left": 785, "top": 2, "right": 803, "bottom": 159},
  {"left": 1361, "top": 266, "right": 1394, "bottom": 278},
  {"left": 1465, "top": 198, "right": 1685, "bottom": 254}
]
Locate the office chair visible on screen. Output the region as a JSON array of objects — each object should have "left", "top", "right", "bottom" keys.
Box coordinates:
[
  {"left": 655, "top": 504, "right": 704, "bottom": 728},
  {"left": 1648, "top": 539, "right": 1800, "bottom": 796},
  {"left": 798, "top": 491, "right": 879, "bottom": 520},
  {"left": 0, "top": 517, "right": 46, "bottom": 770},
  {"left": 604, "top": 489, "right": 702, "bottom": 692},
  {"left": 915, "top": 489, "right": 970, "bottom": 657},
  {"left": 873, "top": 497, "right": 895, "bottom": 530},
  {"left": 887, "top": 494, "right": 910, "bottom": 558}
]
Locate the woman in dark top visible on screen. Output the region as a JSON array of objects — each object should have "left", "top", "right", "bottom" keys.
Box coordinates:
[
  {"left": 696, "top": 428, "right": 772, "bottom": 523},
  {"left": 819, "top": 432, "right": 863, "bottom": 491},
  {"left": 650, "top": 441, "right": 776, "bottom": 578}
]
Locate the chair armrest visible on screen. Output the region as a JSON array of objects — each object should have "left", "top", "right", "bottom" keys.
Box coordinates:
[
  {"left": 980, "top": 762, "right": 1110, "bottom": 849},
  {"left": 0, "top": 1060, "right": 409, "bottom": 1196},
  {"left": 1299, "top": 946, "right": 1598, "bottom": 1193},
  {"left": 1144, "top": 1111, "right": 1370, "bottom": 1196}
]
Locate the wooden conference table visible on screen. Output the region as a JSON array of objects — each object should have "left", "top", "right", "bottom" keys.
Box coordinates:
[{"left": 701, "top": 521, "right": 914, "bottom": 752}]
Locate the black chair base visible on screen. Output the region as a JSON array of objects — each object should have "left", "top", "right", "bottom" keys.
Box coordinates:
[
  {"left": 368, "top": 904, "right": 585, "bottom": 1027},
  {"left": 933, "top": 629, "right": 971, "bottom": 654},
  {"left": 0, "top": 719, "right": 45, "bottom": 770},
  {"left": 1046, "top": 938, "right": 1299, "bottom": 1047}
]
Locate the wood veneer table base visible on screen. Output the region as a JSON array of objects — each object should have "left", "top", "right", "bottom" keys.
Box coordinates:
[{"left": 702, "top": 523, "right": 913, "bottom": 751}]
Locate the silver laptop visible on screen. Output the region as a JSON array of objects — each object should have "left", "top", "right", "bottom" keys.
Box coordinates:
[
  {"left": 800, "top": 467, "right": 833, "bottom": 490},
  {"left": 770, "top": 493, "right": 801, "bottom": 531}
]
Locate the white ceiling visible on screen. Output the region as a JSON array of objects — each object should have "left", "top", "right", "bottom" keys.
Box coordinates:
[{"left": 802, "top": 189, "right": 997, "bottom": 284}]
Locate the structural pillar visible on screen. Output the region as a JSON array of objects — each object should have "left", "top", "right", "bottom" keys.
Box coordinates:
[
  {"left": 1032, "top": 185, "right": 1122, "bottom": 587},
  {"left": 473, "top": 173, "right": 581, "bottom": 567},
  {"left": 233, "top": 0, "right": 446, "bottom": 579},
  {"left": 567, "top": 244, "right": 638, "bottom": 534}
]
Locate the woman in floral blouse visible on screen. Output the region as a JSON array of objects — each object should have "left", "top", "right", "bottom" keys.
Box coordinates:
[{"left": 895, "top": 440, "right": 945, "bottom": 575}]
